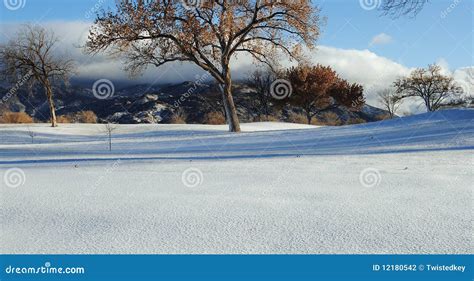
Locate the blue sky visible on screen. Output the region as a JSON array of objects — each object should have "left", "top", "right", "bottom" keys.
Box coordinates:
[
  {"left": 1, "top": 0, "right": 472, "bottom": 69},
  {"left": 318, "top": 0, "right": 472, "bottom": 69}
]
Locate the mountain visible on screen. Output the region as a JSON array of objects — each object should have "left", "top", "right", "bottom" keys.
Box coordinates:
[{"left": 0, "top": 81, "right": 392, "bottom": 124}]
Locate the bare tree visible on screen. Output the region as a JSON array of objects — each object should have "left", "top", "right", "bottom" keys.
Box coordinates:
[
  {"left": 103, "top": 123, "right": 117, "bottom": 151},
  {"left": 86, "top": 1, "right": 321, "bottom": 132},
  {"left": 26, "top": 126, "right": 36, "bottom": 144},
  {"left": 394, "top": 64, "right": 463, "bottom": 112},
  {"left": 201, "top": 92, "right": 227, "bottom": 117},
  {"left": 381, "top": 0, "right": 428, "bottom": 18},
  {"left": 377, "top": 88, "right": 403, "bottom": 118},
  {"left": 0, "top": 25, "right": 75, "bottom": 127},
  {"left": 247, "top": 68, "right": 276, "bottom": 120}
]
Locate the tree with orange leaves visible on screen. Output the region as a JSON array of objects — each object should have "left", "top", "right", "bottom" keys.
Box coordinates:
[
  {"left": 86, "top": 0, "right": 322, "bottom": 132},
  {"left": 283, "top": 64, "right": 364, "bottom": 125}
]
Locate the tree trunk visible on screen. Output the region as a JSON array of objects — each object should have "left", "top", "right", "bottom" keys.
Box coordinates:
[
  {"left": 425, "top": 99, "right": 433, "bottom": 112},
  {"left": 221, "top": 71, "right": 241, "bottom": 133},
  {"left": 306, "top": 113, "right": 312, "bottom": 125},
  {"left": 44, "top": 80, "right": 57, "bottom": 127},
  {"left": 263, "top": 94, "right": 270, "bottom": 119}
]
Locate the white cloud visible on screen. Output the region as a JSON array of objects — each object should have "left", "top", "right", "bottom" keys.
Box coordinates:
[
  {"left": 305, "top": 46, "right": 412, "bottom": 108},
  {"left": 310, "top": 46, "right": 410, "bottom": 88},
  {"left": 436, "top": 57, "right": 451, "bottom": 75},
  {"left": 453, "top": 67, "right": 474, "bottom": 99},
  {"left": 369, "top": 33, "right": 393, "bottom": 47}
]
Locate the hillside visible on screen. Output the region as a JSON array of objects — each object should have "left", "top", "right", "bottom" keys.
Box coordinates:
[
  {"left": 0, "top": 109, "right": 472, "bottom": 254},
  {"left": 0, "top": 81, "right": 390, "bottom": 125}
]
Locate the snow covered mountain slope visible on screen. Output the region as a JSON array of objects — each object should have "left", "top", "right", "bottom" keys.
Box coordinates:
[{"left": 0, "top": 109, "right": 472, "bottom": 254}]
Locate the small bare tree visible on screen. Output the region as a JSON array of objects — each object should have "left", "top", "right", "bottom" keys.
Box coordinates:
[
  {"left": 26, "top": 126, "right": 36, "bottom": 144},
  {"left": 0, "top": 25, "right": 75, "bottom": 127},
  {"left": 377, "top": 88, "right": 403, "bottom": 118},
  {"left": 103, "top": 123, "right": 117, "bottom": 151},
  {"left": 86, "top": 1, "right": 322, "bottom": 132},
  {"left": 394, "top": 64, "right": 463, "bottom": 112}
]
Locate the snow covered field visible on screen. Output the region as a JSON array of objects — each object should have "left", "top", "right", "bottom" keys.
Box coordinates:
[{"left": 0, "top": 109, "right": 472, "bottom": 254}]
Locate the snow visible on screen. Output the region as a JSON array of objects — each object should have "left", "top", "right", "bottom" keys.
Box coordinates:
[{"left": 0, "top": 109, "right": 472, "bottom": 254}]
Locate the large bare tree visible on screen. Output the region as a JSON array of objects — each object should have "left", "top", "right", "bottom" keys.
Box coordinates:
[
  {"left": 85, "top": 0, "right": 321, "bottom": 132},
  {"left": 0, "top": 25, "right": 75, "bottom": 127},
  {"left": 394, "top": 64, "right": 463, "bottom": 112}
]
